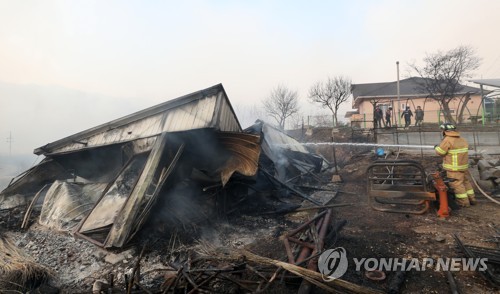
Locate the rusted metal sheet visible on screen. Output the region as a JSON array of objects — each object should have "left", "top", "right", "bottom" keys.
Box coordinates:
[
  {"left": 367, "top": 160, "right": 435, "bottom": 214},
  {"left": 34, "top": 84, "right": 241, "bottom": 156},
  {"left": 218, "top": 132, "right": 261, "bottom": 185}
]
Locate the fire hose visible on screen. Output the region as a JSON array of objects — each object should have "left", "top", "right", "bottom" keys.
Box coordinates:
[{"left": 468, "top": 170, "right": 500, "bottom": 205}]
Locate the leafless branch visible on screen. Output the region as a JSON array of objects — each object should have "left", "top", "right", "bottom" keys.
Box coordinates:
[
  {"left": 408, "top": 45, "right": 481, "bottom": 123},
  {"left": 308, "top": 76, "right": 351, "bottom": 126},
  {"left": 263, "top": 85, "right": 299, "bottom": 129}
]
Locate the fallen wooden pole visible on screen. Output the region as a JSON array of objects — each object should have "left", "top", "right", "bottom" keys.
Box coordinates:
[{"left": 240, "top": 250, "right": 384, "bottom": 294}]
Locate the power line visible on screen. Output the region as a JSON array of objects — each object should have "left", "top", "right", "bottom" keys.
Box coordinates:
[{"left": 6, "top": 131, "right": 13, "bottom": 156}]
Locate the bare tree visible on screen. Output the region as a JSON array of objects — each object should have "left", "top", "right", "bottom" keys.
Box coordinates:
[
  {"left": 263, "top": 85, "right": 299, "bottom": 129},
  {"left": 409, "top": 46, "right": 481, "bottom": 124},
  {"left": 308, "top": 76, "right": 351, "bottom": 126}
]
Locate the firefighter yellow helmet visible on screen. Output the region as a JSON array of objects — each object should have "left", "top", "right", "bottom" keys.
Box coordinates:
[{"left": 439, "top": 123, "right": 456, "bottom": 131}]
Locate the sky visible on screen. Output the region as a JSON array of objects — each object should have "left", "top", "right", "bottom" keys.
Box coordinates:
[{"left": 1, "top": 0, "right": 500, "bottom": 157}]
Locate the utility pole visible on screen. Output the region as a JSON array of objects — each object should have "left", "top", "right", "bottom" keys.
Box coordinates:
[
  {"left": 6, "top": 131, "right": 13, "bottom": 156},
  {"left": 396, "top": 61, "right": 401, "bottom": 127},
  {"left": 480, "top": 84, "right": 485, "bottom": 126}
]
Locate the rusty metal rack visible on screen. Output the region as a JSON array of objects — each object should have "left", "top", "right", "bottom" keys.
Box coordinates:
[{"left": 367, "top": 160, "right": 436, "bottom": 214}]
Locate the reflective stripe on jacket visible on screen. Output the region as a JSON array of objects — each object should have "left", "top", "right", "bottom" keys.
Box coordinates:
[{"left": 434, "top": 131, "right": 469, "bottom": 171}]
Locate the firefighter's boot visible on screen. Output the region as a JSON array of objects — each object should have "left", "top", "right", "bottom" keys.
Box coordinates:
[{"left": 455, "top": 197, "right": 470, "bottom": 208}]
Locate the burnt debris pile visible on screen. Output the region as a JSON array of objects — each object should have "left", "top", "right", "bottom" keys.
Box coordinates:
[{"left": 0, "top": 84, "right": 353, "bottom": 293}]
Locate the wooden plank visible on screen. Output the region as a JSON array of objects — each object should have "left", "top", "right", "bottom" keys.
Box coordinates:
[
  {"left": 241, "top": 250, "right": 384, "bottom": 294},
  {"left": 127, "top": 143, "right": 185, "bottom": 243},
  {"left": 105, "top": 132, "right": 170, "bottom": 248}
]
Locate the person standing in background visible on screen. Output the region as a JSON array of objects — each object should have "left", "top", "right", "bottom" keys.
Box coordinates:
[
  {"left": 401, "top": 106, "right": 413, "bottom": 128},
  {"left": 385, "top": 107, "right": 392, "bottom": 127},
  {"left": 374, "top": 106, "right": 383, "bottom": 128},
  {"left": 415, "top": 106, "right": 424, "bottom": 126}
]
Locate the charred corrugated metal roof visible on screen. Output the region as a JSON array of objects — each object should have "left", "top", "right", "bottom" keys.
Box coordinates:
[
  {"left": 1, "top": 84, "right": 265, "bottom": 249},
  {"left": 34, "top": 84, "right": 241, "bottom": 155}
]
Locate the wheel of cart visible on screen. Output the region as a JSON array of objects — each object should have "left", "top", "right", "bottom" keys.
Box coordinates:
[{"left": 366, "top": 159, "right": 436, "bottom": 214}]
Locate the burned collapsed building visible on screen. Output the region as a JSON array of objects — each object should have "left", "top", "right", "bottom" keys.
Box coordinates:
[{"left": 0, "top": 84, "right": 327, "bottom": 249}]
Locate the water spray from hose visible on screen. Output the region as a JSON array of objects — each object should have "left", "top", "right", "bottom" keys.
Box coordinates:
[{"left": 276, "top": 142, "right": 435, "bottom": 149}]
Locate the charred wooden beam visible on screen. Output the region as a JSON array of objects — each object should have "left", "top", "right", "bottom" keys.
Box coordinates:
[{"left": 260, "top": 169, "right": 322, "bottom": 206}]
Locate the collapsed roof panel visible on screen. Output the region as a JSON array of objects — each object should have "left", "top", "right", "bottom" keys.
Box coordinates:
[{"left": 34, "top": 84, "right": 241, "bottom": 156}]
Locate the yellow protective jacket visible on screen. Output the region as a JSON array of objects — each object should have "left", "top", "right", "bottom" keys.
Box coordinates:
[{"left": 434, "top": 130, "right": 469, "bottom": 171}]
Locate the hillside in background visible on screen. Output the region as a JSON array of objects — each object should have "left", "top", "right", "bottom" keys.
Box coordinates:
[{"left": 0, "top": 153, "right": 39, "bottom": 191}]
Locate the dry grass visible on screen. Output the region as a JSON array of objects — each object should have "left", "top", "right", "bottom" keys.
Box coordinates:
[
  {"left": 0, "top": 231, "right": 54, "bottom": 292},
  {"left": 193, "top": 238, "right": 218, "bottom": 257}
]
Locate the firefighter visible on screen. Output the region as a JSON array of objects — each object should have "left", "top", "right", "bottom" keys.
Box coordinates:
[{"left": 434, "top": 123, "right": 476, "bottom": 207}]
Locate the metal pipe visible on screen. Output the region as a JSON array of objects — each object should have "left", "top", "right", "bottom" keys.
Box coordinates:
[
  {"left": 481, "top": 84, "right": 485, "bottom": 126},
  {"left": 298, "top": 208, "right": 333, "bottom": 294},
  {"left": 419, "top": 129, "right": 424, "bottom": 159},
  {"left": 286, "top": 210, "right": 328, "bottom": 237},
  {"left": 294, "top": 212, "right": 328, "bottom": 266},
  {"left": 288, "top": 237, "right": 317, "bottom": 249}
]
